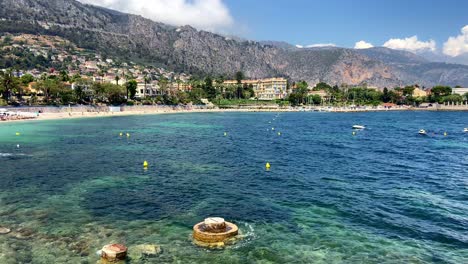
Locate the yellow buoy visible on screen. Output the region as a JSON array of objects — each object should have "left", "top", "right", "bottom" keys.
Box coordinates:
[
  {"left": 272, "top": 127, "right": 275, "bottom": 131},
  {"left": 352, "top": 131, "right": 356, "bottom": 136},
  {"left": 265, "top": 162, "right": 271, "bottom": 170},
  {"left": 126, "top": 133, "right": 130, "bottom": 137},
  {"left": 119, "top": 132, "right": 123, "bottom": 137},
  {"left": 224, "top": 132, "right": 227, "bottom": 136},
  {"left": 143, "top": 161, "right": 148, "bottom": 168},
  {"left": 444, "top": 132, "right": 447, "bottom": 136},
  {"left": 15, "top": 132, "right": 20, "bottom": 136},
  {"left": 278, "top": 132, "right": 281, "bottom": 136}
]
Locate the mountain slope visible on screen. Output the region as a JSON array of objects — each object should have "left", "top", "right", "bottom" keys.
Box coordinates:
[{"left": 1, "top": 0, "right": 468, "bottom": 87}]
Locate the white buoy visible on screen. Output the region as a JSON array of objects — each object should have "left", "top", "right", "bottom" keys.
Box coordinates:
[{"left": 16, "top": 144, "right": 20, "bottom": 148}]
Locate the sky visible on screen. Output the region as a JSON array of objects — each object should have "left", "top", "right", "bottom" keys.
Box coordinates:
[{"left": 78, "top": 0, "right": 468, "bottom": 57}]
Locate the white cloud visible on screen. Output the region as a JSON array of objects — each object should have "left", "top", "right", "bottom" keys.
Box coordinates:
[
  {"left": 354, "top": 40, "right": 373, "bottom": 49},
  {"left": 296, "top": 43, "right": 336, "bottom": 48},
  {"left": 443, "top": 25, "right": 468, "bottom": 57},
  {"left": 77, "top": 0, "right": 234, "bottom": 32},
  {"left": 383, "top": 36, "right": 436, "bottom": 52},
  {"left": 306, "top": 43, "right": 336, "bottom": 48}
]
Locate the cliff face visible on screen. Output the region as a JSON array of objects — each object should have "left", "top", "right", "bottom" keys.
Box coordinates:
[{"left": 1, "top": 0, "right": 468, "bottom": 87}]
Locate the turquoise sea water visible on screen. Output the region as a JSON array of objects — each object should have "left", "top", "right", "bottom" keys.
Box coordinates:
[{"left": 0, "top": 111, "right": 467, "bottom": 263}]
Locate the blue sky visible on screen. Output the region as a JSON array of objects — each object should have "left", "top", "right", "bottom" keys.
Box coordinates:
[{"left": 224, "top": 0, "right": 467, "bottom": 49}]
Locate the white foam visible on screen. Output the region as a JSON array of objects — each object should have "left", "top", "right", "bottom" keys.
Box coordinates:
[{"left": 0, "top": 153, "right": 29, "bottom": 157}]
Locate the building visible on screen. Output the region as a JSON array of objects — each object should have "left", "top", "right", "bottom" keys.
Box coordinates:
[
  {"left": 169, "top": 82, "right": 192, "bottom": 92},
  {"left": 135, "top": 83, "right": 161, "bottom": 98},
  {"left": 308, "top": 90, "right": 327, "bottom": 97},
  {"left": 382, "top": 103, "right": 397, "bottom": 109},
  {"left": 452, "top": 87, "right": 468, "bottom": 96},
  {"left": 223, "top": 78, "right": 287, "bottom": 100},
  {"left": 412, "top": 87, "right": 427, "bottom": 97}
]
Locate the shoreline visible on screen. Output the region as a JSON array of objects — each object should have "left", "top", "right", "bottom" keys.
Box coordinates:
[
  {"left": 1, "top": 106, "right": 468, "bottom": 123},
  {"left": 0, "top": 108, "right": 252, "bottom": 123}
]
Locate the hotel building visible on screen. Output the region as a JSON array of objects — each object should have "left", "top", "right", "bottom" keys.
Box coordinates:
[{"left": 223, "top": 78, "right": 288, "bottom": 100}]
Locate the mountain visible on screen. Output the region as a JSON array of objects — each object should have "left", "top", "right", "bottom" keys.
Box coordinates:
[
  {"left": 356, "top": 47, "right": 428, "bottom": 65},
  {"left": 417, "top": 51, "right": 468, "bottom": 66},
  {"left": 1, "top": 0, "right": 468, "bottom": 87},
  {"left": 259, "top": 41, "right": 298, "bottom": 51}
]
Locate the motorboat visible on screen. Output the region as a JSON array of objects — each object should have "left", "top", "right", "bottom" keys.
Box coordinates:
[
  {"left": 352, "top": 125, "right": 365, "bottom": 130},
  {"left": 464, "top": 128, "right": 468, "bottom": 133},
  {"left": 419, "top": 129, "right": 427, "bottom": 135}
]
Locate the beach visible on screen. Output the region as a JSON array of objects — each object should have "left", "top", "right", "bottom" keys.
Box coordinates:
[
  {"left": 0, "top": 107, "right": 249, "bottom": 123},
  {"left": 1, "top": 103, "right": 468, "bottom": 123}
]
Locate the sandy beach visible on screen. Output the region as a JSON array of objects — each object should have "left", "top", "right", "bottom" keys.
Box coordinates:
[
  {"left": 0, "top": 108, "right": 258, "bottom": 123},
  {"left": 1, "top": 104, "right": 467, "bottom": 123}
]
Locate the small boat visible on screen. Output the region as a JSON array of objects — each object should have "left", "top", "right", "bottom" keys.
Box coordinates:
[
  {"left": 419, "top": 129, "right": 427, "bottom": 135},
  {"left": 352, "top": 125, "right": 365, "bottom": 130},
  {"left": 464, "top": 128, "right": 468, "bottom": 133}
]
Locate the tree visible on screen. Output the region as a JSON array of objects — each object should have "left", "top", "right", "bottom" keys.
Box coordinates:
[
  {"left": 126, "top": 80, "right": 138, "bottom": 100},
  {"left": 144, "top": 74, "right": 151, "bottom": 98},
  {"left": 382, "top": 87, "right": 390, "bottom": 103},
  {"left": 309, "top": 94, "right": 322, "bottom": 105},
  {"left": 288, "top": 80, "right": 308, "bottom": 105},
  {"left": 106, "top": 84, "right": 126, "bottom": 105},
  {"left": 235, "top": 71, "right": 244, "bottom": 99},
  {"left": 34, "top": 78, "right": 65, "bottom": 104},
  {"left": 235, "top": 71, "right": 244, "bottom": 85},
  {"left": 402, "top": 86, "right": 415, "bottom": 97},
  {"left": 388, "top": 90, "right": 402, "bottom": 104},
  {"left": 73, "top": 79, "right": 93, "bottom": 104},
  {"left": 59, "top": 70, "right": 69, "bottom": 82},
  {"left": 247, "top": 84, "right": 255, "bottom": 99},
  {"left": 91, "top": 82, "right": 125, "bottom": 105},
  {"left": 430, "top": 86, "right": 452, "bottom": 103},
  {"left": 20, "top": 74, "right": 35, "bottom": 86},
  {"left": 296, "top": 80, "right": 308, "bottom": 90},
  {"left": 0, "top": 69, "right": 19, "bottom": 102},
  {"left": 70, "top": 74, "right": 82, "bottom": 83},
  {"left": 158, "top": 77, "right": 169, "bottom": 95},
  {"left": 443, "top": 94, "right": 463, "bottom": 103},
  {"left": 313, "top": 82, "right": 331, "bottom": 91},
  {"left": 431, "top": 86, "right": 452, "bottom": 97},
  {"left": 203, "top": 76, "right": 216, "bottom": 99}
]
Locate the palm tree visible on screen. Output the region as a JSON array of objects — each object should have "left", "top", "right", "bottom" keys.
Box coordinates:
[
  {"left": 159, "top": 77, "right": 169, "bottom": 96},
  {"left": 144, "top": 73, "right": 151, "bottom": 98}
]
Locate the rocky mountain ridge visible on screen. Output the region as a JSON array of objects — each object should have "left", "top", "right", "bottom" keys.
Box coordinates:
[{"left": 1, "top": 0, "right": 468, "bottom": 87}]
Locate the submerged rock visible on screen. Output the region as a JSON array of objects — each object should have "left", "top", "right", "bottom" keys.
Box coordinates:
[
  {"left": 0, "top": 227, "right": 11, "bottom": 234},
  {"left": 10, "top": 227, "right": 34, "bottom": 239},
  {"left": 100, "top": 244, "right": 127, "bottom": 262},
  {"left": 129, "top": 244, "right": 162, "bottom": 260}
]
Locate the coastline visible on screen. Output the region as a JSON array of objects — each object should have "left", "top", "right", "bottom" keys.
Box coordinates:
[
  {"left": 1, "top": 106, "right": 468, "bottom": 123},
  {"left": 0, "top": 108, "right": 252, "bottom": 123}
]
